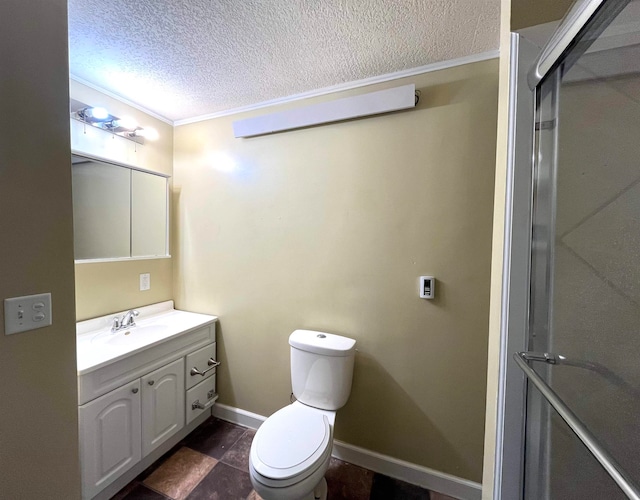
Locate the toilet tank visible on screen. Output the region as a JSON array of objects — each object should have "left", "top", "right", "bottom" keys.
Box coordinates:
[{"left": 289, "top": 330, "right": 356, "bottom": 411}]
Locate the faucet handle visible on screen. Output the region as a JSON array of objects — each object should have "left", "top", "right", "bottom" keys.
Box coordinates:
[
  {"left": 111, "top": 316, "right": 122, "bottom": 332},
  {"left": 123, "top": 309, "right": 140, "bottom": 327}
]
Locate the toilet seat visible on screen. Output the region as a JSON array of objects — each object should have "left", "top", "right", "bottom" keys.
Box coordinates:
[{"left": 250, "top": 404, "right": 331, "bottom": 487}]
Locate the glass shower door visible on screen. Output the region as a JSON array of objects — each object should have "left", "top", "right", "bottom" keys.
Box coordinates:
[{"left": 520, "top": 0, "right": 640, "bottom": 498}]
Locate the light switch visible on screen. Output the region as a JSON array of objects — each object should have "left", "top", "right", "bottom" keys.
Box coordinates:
[
  {"left": 4, "top": 293, "right": 52, "bottom": 335},
  {"left": 140, "top": 273, "right": 151, "bottom": 291},
  {"left": 419, "top": 276, "right": 435, "bottom": 299}
]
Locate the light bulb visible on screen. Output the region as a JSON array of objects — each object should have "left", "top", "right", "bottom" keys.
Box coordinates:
[
  {"left": 136, "top": 127, "right": 159, "bottom": 141},
  {"left": 112, "top": 116, "right": 138, "bottom": 130},
  {"left": 84, "top": 107, "right": 109, "bottom": 121}
]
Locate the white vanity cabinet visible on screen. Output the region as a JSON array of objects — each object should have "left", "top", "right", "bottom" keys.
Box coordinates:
[
  {"left": 79, "top": 379, "right": 142, "bottom": 500},
  {"left": 79, "top": 358, "right": 187, "bottom": 499},
  {"left": 141, "top": 358, "right": 185, "bottom": 456},
  {"left": 77, "top": 303, "right": 218, "bottom": 500}
]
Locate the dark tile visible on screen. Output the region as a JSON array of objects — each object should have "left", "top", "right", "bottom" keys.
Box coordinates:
[
  {"left": 184, "top": 417, "right": 247, "bottom": 459},
  {"left": 187, "top": 462, "right": 254, "bottom": 500},
  {"left": 111, "top": 480, "right": 139, "bottom": 500},
  {"left": 369, "top": 474, "right": 431, "bottom": 500},
  {"left": 325, "top": 458, "right": 374, "bottom": 500},
  {"left": 430, "top": 492, "right": 457, "bottom": 500},
  {"left": 143, "top": 447, "right": 217, "bottom": 500},
  {"left": 221, "top": 429, "right": 256, "bottom": 472},
  {"left": 119, "top": 483, "right": 168, "bottom": 499}
]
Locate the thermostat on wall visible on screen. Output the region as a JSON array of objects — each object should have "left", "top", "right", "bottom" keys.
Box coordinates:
[{"left": 419, "top": 276, "right": 435, "bottom": 299}]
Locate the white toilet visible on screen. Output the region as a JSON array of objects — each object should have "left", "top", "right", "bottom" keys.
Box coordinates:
[{"left": 249, "top": 329, "right": 356, "bottom": 500}]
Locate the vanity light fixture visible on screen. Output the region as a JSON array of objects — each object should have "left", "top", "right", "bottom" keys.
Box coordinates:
[
  {"left": 107, "top": 116, "right": 139, "bottom": 131},
  {"left": 71, "top": 99, "right": 160, "bottom": 144},
  {"left": 129, "top": 127, "right": 159, "bottom": 141},
  {"left": 77, "top": 106, "right": 110, "bottom": 122}
]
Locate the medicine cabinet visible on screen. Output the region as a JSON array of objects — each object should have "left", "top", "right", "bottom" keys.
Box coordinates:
[{"left": 71, "top": 154, "right": 169, "bottom": 261}]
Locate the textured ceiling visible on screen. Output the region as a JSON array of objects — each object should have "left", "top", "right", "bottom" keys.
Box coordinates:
[{"left": 68, "top": 0, "right": 499, "bottom": 122}]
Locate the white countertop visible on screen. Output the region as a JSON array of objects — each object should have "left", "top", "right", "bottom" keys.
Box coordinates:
[{"left": 77, "top": 301, "right": 218, "bottom": 375}]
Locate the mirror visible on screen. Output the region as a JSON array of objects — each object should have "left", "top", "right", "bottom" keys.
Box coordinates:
[{"left": 71, "top": 154, "right": 169, "bottom": 261}]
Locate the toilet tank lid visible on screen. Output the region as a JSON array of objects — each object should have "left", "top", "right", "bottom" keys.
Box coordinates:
[{"left": 289, "top": 330, "right": 356, "bottom": 357}]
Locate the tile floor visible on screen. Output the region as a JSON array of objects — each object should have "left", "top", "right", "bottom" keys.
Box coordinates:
[{"left": 112, "top": 417, "right": 456, "bottom": 500}]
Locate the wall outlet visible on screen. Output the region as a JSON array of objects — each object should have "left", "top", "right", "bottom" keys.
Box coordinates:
[
  {"left": 4, "top": 293, "right": 52, "bottom": 335},
  {"left": 140, "top": 273, "right": 151, "bottom": 291}
]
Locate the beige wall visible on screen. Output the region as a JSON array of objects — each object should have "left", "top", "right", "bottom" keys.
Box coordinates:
[
  {"left": 173, "top": 60, "right": 498, "bottom": 482},
  {"left": 69, "top": 81, "right": 174, "bottom": 321},
  {"left": 0, "top": 0, "right": 81, "bottom": 497},
  {"left": 482, "top": 0, "right": 512, "bottom": 497},
  {"left": 511, "top": 0, "right": 574, "bottom": 30},
  {"left": 75, "top": 258, "right": 173, "bottom": 321}
]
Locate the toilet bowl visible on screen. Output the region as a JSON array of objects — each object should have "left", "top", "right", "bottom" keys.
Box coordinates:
[
  {"left": 248, "top": 330, "right": 356, "bottom": 500},
  {"left": 250, "top": 402, "right": 335, "bottom": 500}
]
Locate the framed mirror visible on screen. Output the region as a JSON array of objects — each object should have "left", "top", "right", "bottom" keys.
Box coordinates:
[{"left": 71, "top": 153, "right": 169, "bottom": 261}]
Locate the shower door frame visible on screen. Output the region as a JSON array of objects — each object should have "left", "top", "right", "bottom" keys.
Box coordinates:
[
  {"left": 491, "top": 31, "right": 537, "bottom": 500},
  {"left": 492, "top": 0, "right": 627, "bottom": 498}
]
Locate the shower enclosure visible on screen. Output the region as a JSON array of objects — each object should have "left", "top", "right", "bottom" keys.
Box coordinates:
[{"left": 495, "top": 0, "right": 640, "bottom": 498}]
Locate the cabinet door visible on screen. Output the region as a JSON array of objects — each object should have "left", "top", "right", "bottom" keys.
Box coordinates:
[
  {"left": 141, "top": 357, "right": 185, "bottom": 456},
  {"left": 79, "top": 379, "right": 141, "bottom": 500}
]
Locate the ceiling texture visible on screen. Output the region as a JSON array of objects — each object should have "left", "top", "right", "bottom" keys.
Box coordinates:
[{"left": 68, "top": 0, "right": 500, "bottom": 123}]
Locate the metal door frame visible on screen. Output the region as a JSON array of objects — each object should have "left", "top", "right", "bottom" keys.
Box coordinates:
[
  {"left": 492, "top": 1, "right": 621, "bottom": 498},
  {"left": 491, "top": 31, "right": 537, "bottom": 500}
]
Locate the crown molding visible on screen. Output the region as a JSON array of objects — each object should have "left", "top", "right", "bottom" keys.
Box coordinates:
[
  {"left": 69, "top": 74, "right": 174, "bottom": 125},
  {"left": 69, "top": 50, "right": 499, "bottom": 128},
  {"left": 174, "top": 50, "right": 499, "bottom": 126}
]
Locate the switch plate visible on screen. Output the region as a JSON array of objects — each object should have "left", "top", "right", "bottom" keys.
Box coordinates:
[
  {"left": 4, "top": 293, "right": 52, "bottom": 335},
  {"left": 419, "top": 276, "right": 435, "bottom": 299},
  {"left": 140, "top": 273, "right": 151, "bottom": 291}
]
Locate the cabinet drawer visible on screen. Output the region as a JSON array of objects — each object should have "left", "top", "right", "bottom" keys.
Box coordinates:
[
  {"left": 186, "top": 376, "right": 218, "bottom": 425},
  {"left": 185, "top": 342, "right": 217, "bottom": 390}
]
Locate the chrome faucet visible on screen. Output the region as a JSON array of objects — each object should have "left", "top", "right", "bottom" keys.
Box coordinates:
[
  {"left": 111, "top": 310, "right": 139, "bottom": 332},
  {"left": 121, "top": 309, "right": 139, "bottom": 328}
]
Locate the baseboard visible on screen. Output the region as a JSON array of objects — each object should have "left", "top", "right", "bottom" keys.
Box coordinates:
[
  {"left": 212, "top": 403, "right": 482, "bottom": 500},
  {"left": 213, "top": 401, "right": 267, "bottom": 428}
]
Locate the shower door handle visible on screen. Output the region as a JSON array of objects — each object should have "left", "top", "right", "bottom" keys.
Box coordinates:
[{"left": 514, "top": 352, "right": 640, "bottom": 500}]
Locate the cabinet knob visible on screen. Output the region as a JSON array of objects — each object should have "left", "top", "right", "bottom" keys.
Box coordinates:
[
  {"left": 132, "top": 387, "right": 139, "bottom": 394},
  {"left": 148, "top": 380, "right": 155, "bottom": 386}
]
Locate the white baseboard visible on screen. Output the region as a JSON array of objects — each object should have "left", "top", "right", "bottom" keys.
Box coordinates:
[
  {"left": 212, "top": 403, "right": 482, "bottom": 500},
  {"left": 213, "top": 402, "right": 267, "bottom": 429}
]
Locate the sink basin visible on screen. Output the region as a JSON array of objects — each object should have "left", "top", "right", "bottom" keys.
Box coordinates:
[
  {"left": 92, "top": 324, "right": 169, "bottom": 347},
  {"left": 77, "top": 301, "right": 218, "bottom": 375}
]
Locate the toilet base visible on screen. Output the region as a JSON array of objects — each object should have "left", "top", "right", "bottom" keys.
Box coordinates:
[
  {"left": 313, "top": 477, "right": 328, "bottom": 500},
  {"left": 250, "top": 459, "right": 330, "bottom": 500}
]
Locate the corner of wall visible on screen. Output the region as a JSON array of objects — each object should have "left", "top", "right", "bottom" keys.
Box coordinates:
[{"left": 482, "top": 0, "right": 513, "bottom": 498}]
